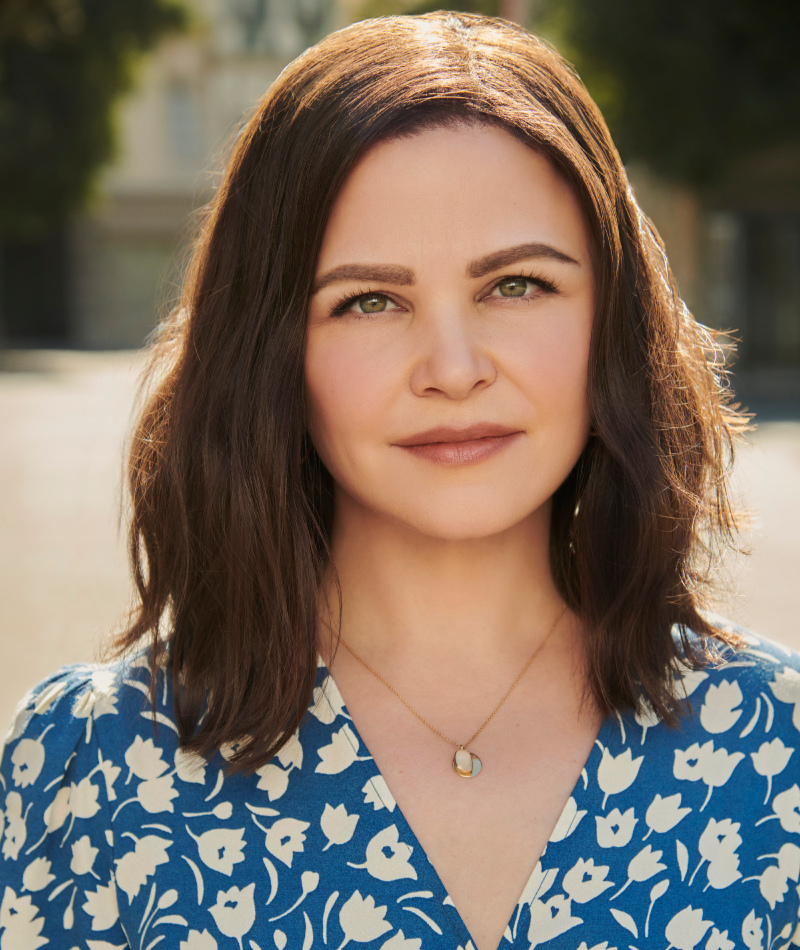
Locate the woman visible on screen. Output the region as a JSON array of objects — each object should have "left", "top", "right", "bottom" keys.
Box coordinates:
[{"left": 1, "top": 11, "right": 797, "bottom": 950}]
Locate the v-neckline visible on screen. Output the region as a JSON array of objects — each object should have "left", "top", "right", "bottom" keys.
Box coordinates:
[{"left": 315, "top": 655, "right": 618, "bottom": 949}]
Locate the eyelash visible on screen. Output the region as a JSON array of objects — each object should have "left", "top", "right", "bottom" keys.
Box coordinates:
[{"left": 329, "top": 271, "right": 562, "bottom": 317}]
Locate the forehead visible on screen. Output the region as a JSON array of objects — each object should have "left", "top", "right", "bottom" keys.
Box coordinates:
[{"left": 316, "top": 123, "right": 592, "bottom": 273}]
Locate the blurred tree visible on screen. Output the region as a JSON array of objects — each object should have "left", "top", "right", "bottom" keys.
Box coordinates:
[
  {"left": 536, "top": 0, "right": 800, "bottom": 185},
  {"left": 356, "top": 0, "right": 799, "bottom": 186},
  {"left": 356, "top": 0, "right": 500, "bottom": 21},
  {"left": 0, "top": 0, "right": 189, "bottom": 242}
]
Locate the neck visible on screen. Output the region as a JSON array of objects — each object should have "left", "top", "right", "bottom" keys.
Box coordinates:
[{"left": 317, "top": 489, "right": 571, "bottom": 675}]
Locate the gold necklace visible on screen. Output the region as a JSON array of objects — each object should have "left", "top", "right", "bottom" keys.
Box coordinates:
[{"left": 338, "top": 604, "right": 568, "bottom": 779}]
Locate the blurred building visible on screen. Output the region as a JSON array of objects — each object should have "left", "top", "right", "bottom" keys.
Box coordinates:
[
  {"left": 44, "top": 0, "right": 343, "bottom": 349},
  {"left": 631, "top": 145, "right": 800, "bottom": 387},
  {"left": 2, "top": 0, "right": 799, "bottom": 374}
]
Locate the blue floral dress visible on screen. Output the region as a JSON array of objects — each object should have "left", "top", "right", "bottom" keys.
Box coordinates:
[{"left": 1, "top": 628, "right": 800, "bottom": 950}]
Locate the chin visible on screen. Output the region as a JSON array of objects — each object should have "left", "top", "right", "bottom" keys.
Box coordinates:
[{"left": 380, "top": 492, "right": 550, "bottom": 542}]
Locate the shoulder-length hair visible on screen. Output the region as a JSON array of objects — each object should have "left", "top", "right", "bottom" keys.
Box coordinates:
[{"left": 118, "top": 11, "right": 746, "bottom": 771}]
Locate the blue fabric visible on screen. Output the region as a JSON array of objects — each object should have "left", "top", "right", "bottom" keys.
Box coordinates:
[{"left": 1, "top": 629, "right": 800, "bottom": 949}]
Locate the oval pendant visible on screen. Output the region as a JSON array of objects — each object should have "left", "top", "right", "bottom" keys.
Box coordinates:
[{"left": 453, "top": 747, "right": 482, "bottom": 778}]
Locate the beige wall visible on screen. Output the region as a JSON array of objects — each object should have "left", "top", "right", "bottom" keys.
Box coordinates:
[{"left": 70, "top": 0, "right": 337, "bottom": 348}]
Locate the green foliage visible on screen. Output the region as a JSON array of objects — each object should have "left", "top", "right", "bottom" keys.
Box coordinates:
[
  {"left": 355, "top": 0, "right": 799, "bottom": 185},
  {"left": 0, "top": 0, "right": 189, "bottom": 241},
  {"left": 355, "top": 0, "right": 498, "bottom": 22},
  {"left": 539, "top": 0, "right": 800, "bottom": 184}
]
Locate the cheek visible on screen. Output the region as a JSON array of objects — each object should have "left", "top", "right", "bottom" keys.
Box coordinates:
[
  {"left": 304, "top": 333, "right": 394, "bottom": 456},
  {"left": 504, "top": 307, "right": 593, "bottom": 421}
]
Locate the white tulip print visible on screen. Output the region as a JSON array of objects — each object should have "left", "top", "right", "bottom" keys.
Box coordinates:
[
  {"left": 208, "top": 883, "right": 256, "bottom": 950},
  {"left": 609, "top": 844, "right": 666, "bottom": 899},
  {"left": 664, "top": 904, "right": 713, "bottom": 950},
  {"left": 114, "top": 833, "right": 171, "bottom": 902},
  {"left": 690, "top": 819, "right": 742, "bottom": 890},
  {"left": 180, "top": 929, "right": 218, "bottom": 950},
  {"left": 21, "top": 856, "right": 55, "bottom": 892},
  {"left": 309, "top": 677, "right": 348, "bottom": 725},
  {"left": 348, "top": 825, "right": 417, "bottom": 882},
  {"left": 112, "top": 773, "right": 178, "bottom": 819},
  {"left": 747, "top": 842, "right": 800, "bottom": 911},
  {"left": 517, "top": 860, "right": 558, "bottom": 907},
  {"left": 596, "top": 747, "right": 644, "bottom": 808},
  {"left": 755, "top": 864, "right": 790, "bottom": 909},
  {"left": 562, "top": 857, "right": 614, "bottom": 903},
  {"left": 124, "top": 736, "right": 168, "bottom": 782},
  {"left": 69, "top": 776, "right": 101, "bottom": 822},
  {"left": 673, "top": 665, "right": 708, "bottom": 700},
  {"left": 549, "top": 796, "right": 587, "bottom": 842},
  {"left": 134, "top": 775, "right": 179, "bottom": 814},
  {"left": 699, "top": 681, "right": 743, "bottom": 734},
  {"left": 72, "top": 669, "right": 119, "bottom": 737},
  {"left": 255, "top": 762, "right": 291, "bottom": 801},
  {"left": 80, "top": 877, "right": 120, "bottom": 931},
  {"left": 264, "top": 817, "right": 310, "bottom": 868},
  {"left": 751, "top": 737, "right": 794, "bottom": 803},
  {"left": 741, "top": 910, "right": 764, "bottom": 950},
  {"left": 672, "top": 741, "right": 745, "bottom": 810},
  {"left": 527, "top": 894, "right": 582, "bottom": 946},
  {"left": 362, "top": 776, "right": 396, "bottom": 812},
  {"left": 634, "top": 701, "right": 661, "bottom": 744},
  {"left": 274, "top": 730, "right": 304, "bottom": 772},
  {"left": 316, "top": 724, "right": 371, "bottom": 775},
  {"left": 705, "top": 927, "right": 735, "bottom": 950},
  {"left": 2, "top": 791, "right": 28, "bottom": 860},
  {"left": 69, "top": 835, "right": 99, "bottom": 877},
  {"left": 187, "top": 826, "right": 246, "bottom": 876},
  {"left": 335, "top": 890, "right": 392, "bottom": 950},
  {"left": 10, "top": 726, "right": 52, "bottom": 789},
  {"left": 175, "top": 748, "right": 207, "bottom": 785},
  {"left": 0, "top": 886, "right": 47, "bottom": 950},
  {"left": 769, "top": 667, "right": 800, "bottom": 732},
  {"left": 8, "top": 638, "right": 800, "bottom": 946},
  {"left": 95, "top": 753, "right": 121, "bottom": 802},
  {"left": 644, "top": 793, "right": 691, "bottom": 840},
  {"left": 321, "top": 803, "right": 359, "bottom": 850},
  {"left": 757, "top": 784, "right": 800, "bottom": 834},
  {"left": 595, "top": 807, "right": 637, "bottom": 848}
]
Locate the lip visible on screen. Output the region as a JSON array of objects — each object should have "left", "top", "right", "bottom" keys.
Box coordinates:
[{"left": 393, "top": 423, "right": 522, "bottom": 446}]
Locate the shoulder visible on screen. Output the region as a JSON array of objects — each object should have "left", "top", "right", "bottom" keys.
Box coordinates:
[
  {"left": 0, "top": 648, "right": 182, "bottom": 823},
  {"left": 0, "top": 651, "right": 182, "bottom": 938},
  {"left": 674, "top": 622, "right": 800, "bottom": 729},
  {"left": 2, "top": 648, "right": 173, "bottom": 756}
]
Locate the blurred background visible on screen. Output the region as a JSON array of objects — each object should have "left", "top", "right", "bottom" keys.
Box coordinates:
[{"left": 0, "top": 0, "right": 798, "bottom": 726}]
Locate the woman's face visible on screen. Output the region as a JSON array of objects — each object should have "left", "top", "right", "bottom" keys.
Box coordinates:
[{"left": 305, "top": 123, "right": 595, "bottom": 540}]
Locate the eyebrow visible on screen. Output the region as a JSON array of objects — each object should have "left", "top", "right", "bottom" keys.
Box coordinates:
[{"left": 312, "top": 241, "right": 581, "bottom": 293}]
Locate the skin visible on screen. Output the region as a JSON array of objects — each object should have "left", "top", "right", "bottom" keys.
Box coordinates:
[{"left": 305, "top": 124, "right": 602, "bottom": 950}]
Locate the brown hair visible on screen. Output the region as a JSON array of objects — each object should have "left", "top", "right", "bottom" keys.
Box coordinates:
[{"left": 118, "top": 11, "right": 746, "bottom": 771}]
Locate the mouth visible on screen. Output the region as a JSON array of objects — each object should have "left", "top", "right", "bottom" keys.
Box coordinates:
[
  {"left": 393, "top": 423, "right": 521, "bottom": 447},
  {"left": 393, "top": 425, "right": 522, "bottom": 466}
]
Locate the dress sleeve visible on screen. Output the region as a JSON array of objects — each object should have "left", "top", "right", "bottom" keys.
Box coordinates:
[{"left": 0, "top": 664, "right": 129, "bottom": 946}]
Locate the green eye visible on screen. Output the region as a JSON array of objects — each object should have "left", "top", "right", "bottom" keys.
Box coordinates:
[
  {"left": 359, "top": 294, "right": 388, "bottom": 313},
  {"left": 497, "top": 278, "right": 530, "bottom": 297}
]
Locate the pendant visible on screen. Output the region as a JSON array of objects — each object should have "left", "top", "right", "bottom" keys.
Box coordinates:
[{"left": 453, "top": 746, "right": 482, "bottom": 778}]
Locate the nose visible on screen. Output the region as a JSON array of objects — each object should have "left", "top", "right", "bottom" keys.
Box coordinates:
[{"left": 409, "top": 307, "right": 497, "bottom": 400}]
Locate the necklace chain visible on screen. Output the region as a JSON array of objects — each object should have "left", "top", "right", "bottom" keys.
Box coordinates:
[{"left": 338, "top": 604, "right": 568, "bottom": 751}]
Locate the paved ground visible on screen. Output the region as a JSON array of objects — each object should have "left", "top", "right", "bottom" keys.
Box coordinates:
[{"left": 0, "top": 350, "right": 798, "bottom": 729}]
